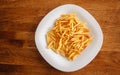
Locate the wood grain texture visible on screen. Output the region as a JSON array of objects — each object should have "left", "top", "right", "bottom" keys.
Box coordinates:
[{"left": 0, "top": 0, "right": 120, "bottom": 75}]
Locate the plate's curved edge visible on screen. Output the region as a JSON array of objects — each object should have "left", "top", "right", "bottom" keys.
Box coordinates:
[{"left": 35, "top": 4, "right": 103, "bottom": 72}]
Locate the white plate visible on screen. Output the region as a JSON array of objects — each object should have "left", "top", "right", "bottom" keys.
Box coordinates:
[{"left": 35, "top": 4, "right": 103, "bottom": 72}]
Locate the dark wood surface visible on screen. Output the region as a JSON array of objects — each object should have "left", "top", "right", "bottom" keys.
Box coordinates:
[{"left": 0, "top": 0, "right": 120, "bottom": 75}]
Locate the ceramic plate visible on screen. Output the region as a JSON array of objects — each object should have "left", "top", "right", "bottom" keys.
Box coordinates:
[{"left": 35, "top": 4, "right": 103, "bottom": 72}]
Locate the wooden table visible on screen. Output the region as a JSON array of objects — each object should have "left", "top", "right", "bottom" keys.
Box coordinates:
[{"left": 0, "top": 0, "right": 120, "bottom": 75}]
